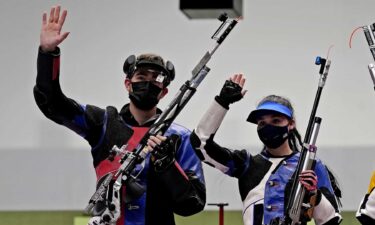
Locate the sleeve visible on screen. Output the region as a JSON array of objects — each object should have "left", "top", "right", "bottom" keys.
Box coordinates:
[
  {"left": 312, "top": 160, "right": 342, "bottom": 225},
  {"left": 368, "top": 172, "right": 375, "bottom": 193},
  {"left": 189, "top": 99, "right": 250, "bottom": 178},
  {"left": 356, "top": 172, "right": 375, "bottom": 225},
  {"left": 156, "top": 127, "right": 206, "bottom": 216},
  {"left": 33, "top": 47, "right": 105, "bottom": 147}
]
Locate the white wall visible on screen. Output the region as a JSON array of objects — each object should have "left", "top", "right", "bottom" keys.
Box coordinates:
[
  {"left": 0, "top": 0, "right": 374, "bottom": 211},
  {"left": 1, "top": 147, "right": 372, "bottom": 211}
]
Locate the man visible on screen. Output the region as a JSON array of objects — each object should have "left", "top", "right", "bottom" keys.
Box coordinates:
[
  {"left": 357, "top": 171, "right": 375, "bottom": 225},
  {"left": 33, "top": 6, "right": 205, "bottom": 225}
]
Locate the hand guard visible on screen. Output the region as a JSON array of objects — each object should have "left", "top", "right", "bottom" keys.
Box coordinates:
[
  {"left": 151, "top": 134, "right": 181, "bottom": 172},
  {"left": 215, "top": 80, "right": 243, "bottom": 109}
]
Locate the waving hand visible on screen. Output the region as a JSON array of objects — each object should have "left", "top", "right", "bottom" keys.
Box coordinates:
[{"left": 40, "top": 6, "right": 69, "bottom": 52}]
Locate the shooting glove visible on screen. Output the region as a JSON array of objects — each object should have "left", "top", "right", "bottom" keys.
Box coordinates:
[
  {"left": 151, "top": 134, "right": 181, "bottom": 172},
  {"left": 215, "top": 80, "right": 243, "bottom": 109},
  {"left": 299, "top": 170, "right": 322, "bottom": 221},
  {"left": 299, "top": 170, "right": 318, "bottom": 192}
]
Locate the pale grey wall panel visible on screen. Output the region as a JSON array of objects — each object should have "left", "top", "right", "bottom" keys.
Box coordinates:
[
  {"left": 0, "top": 0, "right": 374, "bottom": 212},
  {"left": 0, "top": 147, "right": 373, "bottom": 211}
]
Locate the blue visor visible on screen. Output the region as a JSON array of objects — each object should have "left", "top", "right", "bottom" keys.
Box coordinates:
[{"left": 246, "top": 101, "right": 293, "bottom": 124}]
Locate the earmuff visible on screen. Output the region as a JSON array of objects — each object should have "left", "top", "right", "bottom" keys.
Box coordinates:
[{"left": 123, "top": 55, "right": 137, "bottom": 77}]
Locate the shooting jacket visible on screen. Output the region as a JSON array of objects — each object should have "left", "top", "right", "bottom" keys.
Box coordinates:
[
  {"left": 33, "top": 47, "right": 206, "bottom": 225},
  {"left": 190, "top": 100, "right": 342, "bottom": 225}
]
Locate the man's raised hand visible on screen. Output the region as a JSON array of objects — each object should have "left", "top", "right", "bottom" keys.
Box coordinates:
[{"left": 40, "top": 6, "right": 69, "bottom": 52}]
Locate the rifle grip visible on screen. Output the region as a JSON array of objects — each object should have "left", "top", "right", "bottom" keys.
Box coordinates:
[
  {"left": 303, "top": 190, "right": 321, "bottom": 221},
  {"left": 304, "top": 195, "right": 316, "bottom": 220}
]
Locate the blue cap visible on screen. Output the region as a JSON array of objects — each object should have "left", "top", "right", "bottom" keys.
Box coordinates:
[{"left": 246, "top": 101, "right": 293, "bottom": 124}]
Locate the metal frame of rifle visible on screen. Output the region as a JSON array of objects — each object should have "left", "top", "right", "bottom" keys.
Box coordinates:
[
  {"left": 84, "top": 13, "right": 240, "bottom": 224},
  {"left": 362, "top": 23, "right": 375, "bottom": 90},
  {"left": 286, "top": 117, "right": 322, "bottom": 225},
  {"left": 281, "top": 57, "right": 331, "bottom": 225}
]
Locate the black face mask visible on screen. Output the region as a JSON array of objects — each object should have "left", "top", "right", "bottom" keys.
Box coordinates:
[
  {"left": 129, "top": 81, "right": 162, "bottom": 110},
  {"left": 257, "top": 124, "right": 289, "bottom": 149}
]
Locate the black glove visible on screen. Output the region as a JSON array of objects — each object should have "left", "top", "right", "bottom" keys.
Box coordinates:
[
  {"left": 151, "top": 134, "right": 181, "bottom": 172},
  {"left": 215, "top": 80, "right": 243, "bottom": 109}
]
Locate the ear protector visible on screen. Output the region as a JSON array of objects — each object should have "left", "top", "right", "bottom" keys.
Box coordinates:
[{"left": 123, "top": 54, "right": 175, "bottom": 85}]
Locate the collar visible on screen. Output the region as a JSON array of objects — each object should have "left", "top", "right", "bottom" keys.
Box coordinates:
[
  {"left": 261, "top": 149, "right": 296, "bottom": 159},
  {"left": 119, "top": 103, "right": 162, "bottom": 127}
]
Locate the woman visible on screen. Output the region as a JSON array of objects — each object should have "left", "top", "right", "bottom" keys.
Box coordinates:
[{"left": 190, "top": 74, "right": 342, "bottom": 225}]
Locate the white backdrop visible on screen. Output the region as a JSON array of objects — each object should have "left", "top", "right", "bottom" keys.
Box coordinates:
[{"left": 0, "top": 0, "right": 374, "bottom": 211}]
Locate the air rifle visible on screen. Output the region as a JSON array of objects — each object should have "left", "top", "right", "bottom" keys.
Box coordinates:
[{"left": 270, "top": 56, "right": 331, "bottom": 225}]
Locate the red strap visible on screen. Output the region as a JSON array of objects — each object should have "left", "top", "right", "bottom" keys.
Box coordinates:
[
  {"left": 52, "top": 57, "right": 60, "bottom": 80},
  {"left": 173, "top": 161, "right": 189, "bottom": 180}
]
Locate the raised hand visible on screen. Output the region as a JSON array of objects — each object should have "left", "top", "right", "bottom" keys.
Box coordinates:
[
  {"left": 215, "top": 73, "right": 247, "bottom": 109},
  {"left": 40, "top": 6, "right": 69, "bottom": 52},
  {"left": 230, "top": 73, "right": 247, "bottom": 96}
]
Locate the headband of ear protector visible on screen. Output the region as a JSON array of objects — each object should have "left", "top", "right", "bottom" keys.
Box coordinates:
[{"left": 123, "top": 54, "right": 175, "bottom": 86}]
